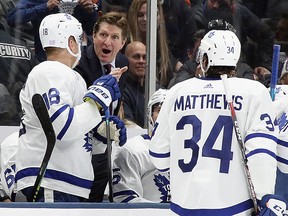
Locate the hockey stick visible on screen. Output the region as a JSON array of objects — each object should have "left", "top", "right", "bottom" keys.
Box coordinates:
[
  {"left": 105, "top": 109, "right": 113, "bottom": 202},
  {"left": 28, "top": 94, "right": 56, "bottom": 202},
  {"left": 270, "top": 44, "right": 281, "bottom": 101},
  {"left": 221, "top": 74, "right": 259, "bottom": 215}
]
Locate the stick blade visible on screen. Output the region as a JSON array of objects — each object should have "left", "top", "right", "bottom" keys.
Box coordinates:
[
  {"left": 28, "top": 94, "right": 56, "bottom": 202},
  {"left": 32, "top": 94, "right": 56, "bottom": 156}
]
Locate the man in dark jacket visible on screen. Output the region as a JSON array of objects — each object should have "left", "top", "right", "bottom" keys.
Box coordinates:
[
  {"left": 7, "top": 0, "right": 98, "bottom": 62},
  {"left": 0, "top": 4, "right": 37, "bottom": 125},
  {"left": 122, "top": 41, "right": 146, "bottom": 128},
  {"left": 75, "top": 11, "right": 129, "bottom": 202},
  {"left": 191, "top": 0, "right": 275, "bottom": 76}
]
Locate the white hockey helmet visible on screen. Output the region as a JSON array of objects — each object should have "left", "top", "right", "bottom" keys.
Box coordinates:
[
  {"left": 39, "top": 13, "right": 83, "bottom": 50},
  {"left": 147, "top": 88, "right": 168, "bottom": 130},
  {"left": 199, "top": 30, "right": 241, "bottom": 73}
]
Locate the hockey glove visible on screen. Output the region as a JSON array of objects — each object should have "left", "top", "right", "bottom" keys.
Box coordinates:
[
  {"left": 93, "top": 115, "right": 127, "bottom": 146},
  {"left": 259, "top": 194, "right": 287, "bottom": 216},
  {"left": 84, "top": 75, "right": 121, "bottom": 111}
]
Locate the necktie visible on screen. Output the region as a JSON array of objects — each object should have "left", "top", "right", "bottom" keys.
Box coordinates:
[{"left": 104, "top": 64, "right": 112, "bottom": 74}]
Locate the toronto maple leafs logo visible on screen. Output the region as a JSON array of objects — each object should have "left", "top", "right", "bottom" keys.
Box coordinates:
[
  {"left": 278, "top": 112, "right": 288, "bottom": 132},
  {"left": 83, "top": 132, "right": 93, "bottom": 152},
  {"left": 153, "top": 174, "right": 170, "bottom": 202}
]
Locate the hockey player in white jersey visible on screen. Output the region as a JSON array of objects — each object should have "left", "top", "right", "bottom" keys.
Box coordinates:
[
  {"left": 0, "top": 132, "right": 18, "bottom": 202},
  {"left": 149, "top": 29, "right": 286, "bottom": 215},
  {"left": 271, "top": 85, "right": 288, "bottom": 204},
  {"left": 113, "top": 89, "right": 170, "bottom": 203},
  {"left": 15, "top": 13, "right": 126, "bottom": 202}
]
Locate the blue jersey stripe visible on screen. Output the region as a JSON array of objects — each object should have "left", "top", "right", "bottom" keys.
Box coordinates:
[
  {"left": 121, "top": 196, "right": 137, "bottom": 203},
  {"left": 158, "top": 167, "right": 170, "bottom": 172},
  {"left": 50, "top": 104, "right": 75, "bottom": 140},
  {"left": 113, "top": 190, "right": 139, "bottom": 203},
  {"left": 141, "top": 134, "right": 151, "bottom": 140},
  {"left": 170, "top": 199, "right": 254, "bottom": 216},
  {"left": 277, "top": 155, "right": 288, "bottom": 165},
  {"left": 113, "top": 190, "right": 139, "bottom": 197},
  {"left": 277, "top": 139, "right": 288, "bottom": 148},
  {"left": 57, "top": 107, "right": 74, "bottom": 140},
  {"left": 149, "top": 150, "right": 170, "bottom": 158},
  {"left": 244, "top": 133, "right": 278, "bottom": 143},
  {"left": 246, "top": 148, "right": 276, "bottom": 159},
  {"left": 15, "top": 167, "right": 93, "bottom": 189},
  {"left": 50, "top": 105, "right": 69, "bottom": 122}
]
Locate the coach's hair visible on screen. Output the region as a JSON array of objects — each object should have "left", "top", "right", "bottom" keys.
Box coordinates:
[{"left": 93, "top": 12, "right": 129, "bottom": 40}]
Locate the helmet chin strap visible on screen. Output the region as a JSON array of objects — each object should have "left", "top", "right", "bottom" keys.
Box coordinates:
[{"left": 66, "top": 43, "right": 81, "bottom": 69}]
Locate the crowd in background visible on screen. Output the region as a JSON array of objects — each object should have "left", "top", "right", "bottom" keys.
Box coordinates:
[
  {"left": 0, "top": 0, "right": 287, "bottom": 127},
  {"left": 0, "top": 0, "right": 288, "bottom": 205}
]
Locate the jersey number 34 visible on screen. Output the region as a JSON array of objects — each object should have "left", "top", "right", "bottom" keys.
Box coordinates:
[{"left": 176, "top": 114, "right": 274, "bottom": 174}]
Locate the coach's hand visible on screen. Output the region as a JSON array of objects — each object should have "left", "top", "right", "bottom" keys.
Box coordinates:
[
  {"left": 109, "top": 66, "right": 128, "bottom": 82},
  {"left": 84, "top": 75, "right": 120, "bottom": 111}
]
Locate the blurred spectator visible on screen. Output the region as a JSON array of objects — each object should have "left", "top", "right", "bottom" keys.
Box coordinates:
[
  {"left": 280, "top": 59, "right": 288, "bottom": 85},
  {"left": 275, "top": 12, "right": 288, "bottom": 43},
  {"left": 191, "top": 0, "right": 275, "bottom": 77},
  {"left": 273, "top": 12, "right": 288, "bottom": 77},
  {"left": 7, "top": 0, "right": 99, "bottom": 62},
  {"left": 167, "top": 29, "right": 205, "bottom": 88},
  {"left": 185, "top": 0, "right": 191, "bottom": 7},
  {"left": 0, "top": 0, "right": 34, "bottom": 47},
  {"left": 75, "top": 11, "right": 129, "bottom": 202},
  {"left": 0, "top": 3, "right": 37, "bottom": 125},
  {"left": 267, "top": 0, "right": 288, "bottom": 22},
  {"left": 101, "top": 1, "right": 127, "bottom": 17},
  {"left": 105, "top": 0, "right": 131, "bottom": 12},
  {"left": 128, "top": 0, "right": 177, "bottom": 88},
  {"left": 168, "top": 28, "right": 255, "bottom": 88},
  {"left": 241, "top": 0, "right": 268, "bottom": 18},
  {"left": 109, "top": 0, "right": 198, "bottom": 63},
  {"left": 122, "top": 41, "right": 146, "bottom": 128},
  {"left": 161, "top": 0, "right": 197, "bottom": 63}
]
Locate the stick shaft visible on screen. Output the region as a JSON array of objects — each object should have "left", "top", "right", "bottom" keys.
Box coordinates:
[
  {"left": 270, "top": 44, "right": 281, "bottom": 101},
  {"left": 105, "top": 109, "right": 113, "bottom": 202},
  {"left": 221, "top": 74, "right": 259, "bottom": 214}
]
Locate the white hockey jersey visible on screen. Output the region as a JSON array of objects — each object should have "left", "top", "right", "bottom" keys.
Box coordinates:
[
  {"left": 149, "top": 77, "right": 278, "bottom": 216},
  {"left": 272, "top": 85, "right": 288, "bottom": 203},
  {"left": 273, "top": 85, "right": 288, "bottom": 173},
  {"left": 16, "top": 61, "right": 102, "bottom": 199},
  {"left": 113, "top": 134, "right": 170, "bottom": 203},
  {"left": 0, "top": 132, "right": 18, "bottom": 199}
]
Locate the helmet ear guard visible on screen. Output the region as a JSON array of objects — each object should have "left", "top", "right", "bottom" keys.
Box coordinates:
[{"left": 198, "top": 30, "right": 241, "bottom": 76}]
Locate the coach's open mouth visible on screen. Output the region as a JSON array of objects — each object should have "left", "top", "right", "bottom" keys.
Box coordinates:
[{"left": 102, "top": 49, "right": 111, "bottom": 54}]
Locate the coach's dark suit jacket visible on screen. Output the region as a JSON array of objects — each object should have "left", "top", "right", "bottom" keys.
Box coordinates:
[
  {"left": 75, "top": 44, "right": 128, "bottom": 202},
  {"left": 76, "top": 44, "right": 128, "bottom": 91}
]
